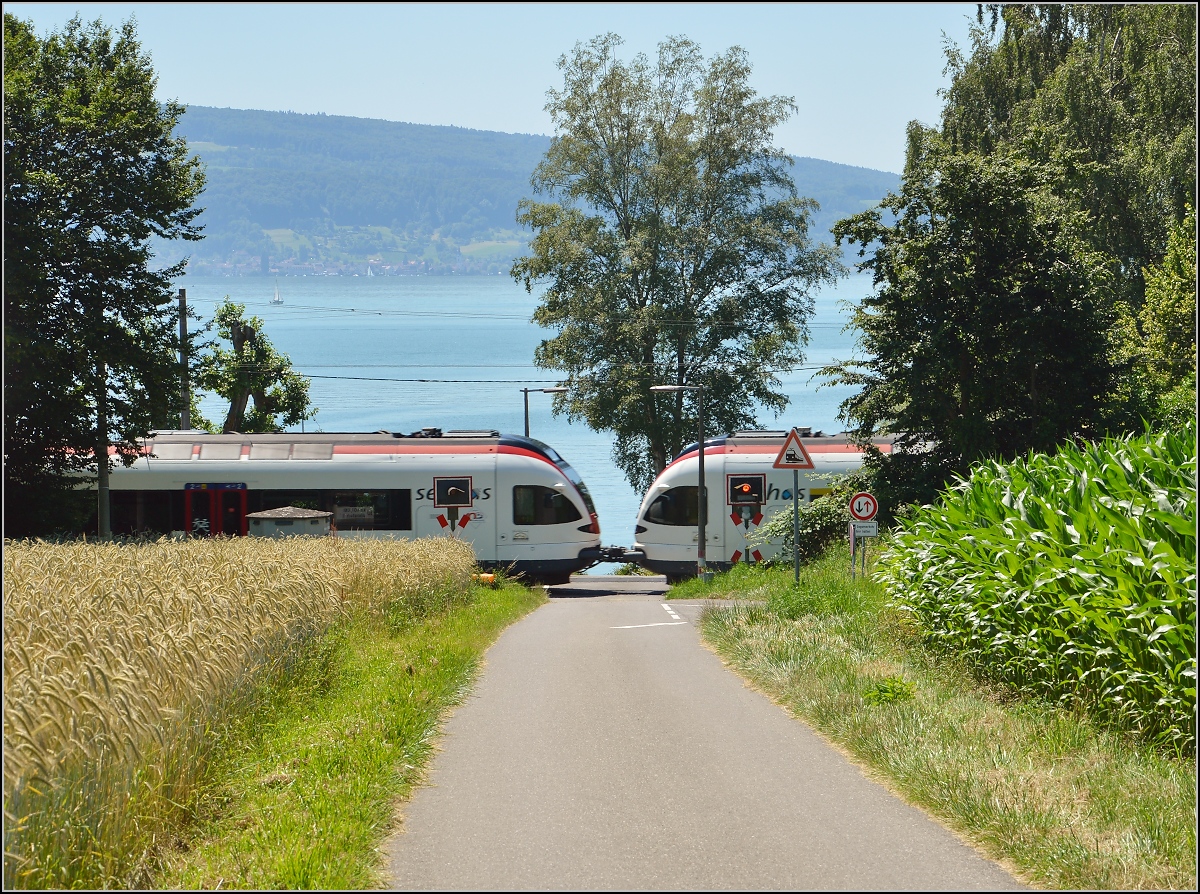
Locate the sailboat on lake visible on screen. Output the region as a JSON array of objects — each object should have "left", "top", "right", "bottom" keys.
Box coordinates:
[{"left": 271, "top": 279, "right": 283, "bottom": 305}]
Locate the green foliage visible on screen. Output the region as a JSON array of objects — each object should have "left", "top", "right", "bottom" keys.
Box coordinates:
[
  {"left": 829, "top": 146, "right": 1116, "bottom": 481},
  {"left": 1140, "top": 207, "right": 1198, "bottom": 385},
  {"left": 196, "top": 299, "right": 316, "bottom": 433},
  {"left": 3, "top": 12, "right": 204, "bottom": 537},
  {"left": 862, "top": 676, "right": 916, "bottom": 705},
  {"left": 751, "top": 468, "right": 874, "bottom": 565},
  {"left": 512, "top": 34, "right": 844, "bottom": 491},
  {"left": 878, "top": 424, "right": 1197, "bottom": 753},
  {"left": 1134, "top": 207, "right": 1197, "bottom": 429},
  {"left": 825, "top": 4, "right": 1196, "bottom": 504}
]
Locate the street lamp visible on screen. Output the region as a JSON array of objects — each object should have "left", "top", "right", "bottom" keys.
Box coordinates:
[
  {"left": 521, "top": 386, "right": 568, "bottom": 438},
  {"left": 650, "top": 384, "right": 709, "bottom": 581}
]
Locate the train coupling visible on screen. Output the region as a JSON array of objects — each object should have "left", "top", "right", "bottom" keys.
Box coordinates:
[{"left": 578, "top": 545, "right": 647, "bottom": 567}]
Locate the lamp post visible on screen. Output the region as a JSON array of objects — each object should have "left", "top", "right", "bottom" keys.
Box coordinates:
[
  {"left": 521, "top": 386, "right": 568, "bottom": 438},
  {"left": 650, "top": 384, "right": 709, "bottom": 581}
]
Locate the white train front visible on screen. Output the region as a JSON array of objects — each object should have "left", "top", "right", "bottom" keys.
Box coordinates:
[
  {"left": 102, "top": 428, "right": 602, "bottom": 584},
  {"left": 633, "top": 429, "right": 893, "bottom": 581}
]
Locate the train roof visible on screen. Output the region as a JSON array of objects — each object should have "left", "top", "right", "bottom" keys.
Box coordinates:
[{"left": 141, "top": 428, "right": 570, "bottom": 464}]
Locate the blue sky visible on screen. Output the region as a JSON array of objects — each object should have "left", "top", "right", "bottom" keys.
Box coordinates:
[{"left": 6, "top": 2, "right": 982, "bottom": 173}]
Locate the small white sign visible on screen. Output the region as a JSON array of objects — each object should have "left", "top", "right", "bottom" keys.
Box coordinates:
[
  {"left": 851, "top": 521, "right": 878, "bottom": 537},
  {"left": 336, "top": 506, "right": 375, "bottom": 522}
]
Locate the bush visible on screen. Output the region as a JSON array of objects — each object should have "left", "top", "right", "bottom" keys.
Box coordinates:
[{"left": 751, "top": 469, "right": 874, "bottom": 565}]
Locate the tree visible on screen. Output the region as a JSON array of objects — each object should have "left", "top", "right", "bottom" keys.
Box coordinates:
[
  {"left": 940, "top": 4, "right": 1196, "bottom": 308},
  {"left": 1117, "top": 206, "right": 1198, "bottom": 430},
  {"left": 195, "top": 299, "right": 315, "bottom": 433},
  {"left": 827, "top": 136, "right": 1116, "bottom": 508},
  {"left": 3, "top": 13, "right": 205, "bottom": 538},
  {"left": 822, "top": 4, "right": 1195, "bottom": 509},
  {"left": 511, "top": 34, "right": 842, "bottom": 491}
]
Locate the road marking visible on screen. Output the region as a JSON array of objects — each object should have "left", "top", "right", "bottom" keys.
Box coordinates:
[
  {"left": 610, "top": 621, "right": 688, "bottom": 629},
  {"left": 661, "top": 604, "right": 681, "bottom": 620}
]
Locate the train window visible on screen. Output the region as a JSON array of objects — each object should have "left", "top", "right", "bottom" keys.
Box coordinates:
[
  {"left": 329, "top": 490, "right": 413, "bottom": 530},
  {"left": 643, "top": 486, "right": 698, "bottom": 526},
  {"left": 513, "top": 485, "right": 583, "bottom": 525}
]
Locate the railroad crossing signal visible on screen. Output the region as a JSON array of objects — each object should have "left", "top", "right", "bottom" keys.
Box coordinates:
[
  {"left": 434, "top": 476, "right": 474, "bottom": 532},
  {"left": 773, "top": 429, "right": 815, "bottom": 469},
  {"left": 727, "top": 474, "right": 765, "bottom": 505},
  {"left": 434, "top": 477, "right": 474, "bottom": 508}
]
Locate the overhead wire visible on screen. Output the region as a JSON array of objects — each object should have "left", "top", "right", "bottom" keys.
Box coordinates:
[{"left": 183, "top": 297, "right": 853, "bottom": 328}]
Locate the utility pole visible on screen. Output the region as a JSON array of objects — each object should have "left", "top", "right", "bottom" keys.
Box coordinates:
[
  {"left": 96, "top": 357, "right": 111, "bottom": 540},
  {"left": 179, "top": 288, "right": 190, "bottom": 430}
]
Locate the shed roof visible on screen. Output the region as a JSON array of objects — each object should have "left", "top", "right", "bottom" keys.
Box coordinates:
[{"left": 246, "top": 506, "right": 333, "bottom": 519}]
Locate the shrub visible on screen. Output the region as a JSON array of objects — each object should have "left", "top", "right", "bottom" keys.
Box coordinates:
[{"left": 751, "top": 469, "right": 874, "bottom": 565}]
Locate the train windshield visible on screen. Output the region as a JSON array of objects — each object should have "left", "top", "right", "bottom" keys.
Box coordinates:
[{"left": 527, "top": 438, "right": 597, "bottom": 515}]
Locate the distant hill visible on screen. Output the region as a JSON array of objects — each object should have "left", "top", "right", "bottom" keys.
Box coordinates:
[{"left": 160, "top": 106, "right": 899, "bottom": 275}]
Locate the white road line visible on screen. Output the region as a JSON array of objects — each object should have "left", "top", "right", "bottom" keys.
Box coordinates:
[
  {"left": 610, "top": 621, "right": 688, "bottom": 629},
  {"left": 661, "top": 604, "right": 682, "bottom": 620}
]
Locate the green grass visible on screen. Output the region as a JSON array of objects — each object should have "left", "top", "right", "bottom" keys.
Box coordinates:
[
  {"left": 155, "top": 579, "right": 544, "bottom": 889},
  {"left": 694, "top": 544, "right": 1196, "bottom": 891}
]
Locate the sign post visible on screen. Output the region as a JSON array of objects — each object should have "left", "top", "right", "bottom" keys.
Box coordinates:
[
  {"left": 848, "top": 491, "right": 879, "bottom": 579},
  {"left": 773, "top": 428, "right": 816, "bottom": 583}
]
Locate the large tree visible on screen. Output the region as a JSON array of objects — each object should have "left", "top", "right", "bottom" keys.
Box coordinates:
[
  {"left": 512, "top": 34, "right": 842, "bottom": 491},
  {"left": 828, "top": 137, "right": 1116, "bottom": 508},
  {"left": 3, "top": 13, "right": 205, "bottom": 537},
  {"left": 823, "top": 3, "right": 1195, "bottom": 509}
]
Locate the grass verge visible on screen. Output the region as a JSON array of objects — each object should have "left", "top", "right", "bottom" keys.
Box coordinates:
[
  {"left": 155, "top": 578, "right": 544, "bottom": 889},
  {"left": 690, "top": 543, "right": 1196, "bottom": 891}
]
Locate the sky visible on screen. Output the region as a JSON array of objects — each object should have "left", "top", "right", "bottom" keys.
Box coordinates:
[{"left": 5, "top": 3, "right": 982, "bottom": 174}]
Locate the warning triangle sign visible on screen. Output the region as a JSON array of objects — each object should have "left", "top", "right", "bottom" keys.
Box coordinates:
[{"left": 773, "top": 428, "right": 816, "bottom": 469}]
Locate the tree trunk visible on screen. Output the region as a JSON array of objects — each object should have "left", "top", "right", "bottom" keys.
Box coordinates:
[{"left": 222, "top": 320, "right": 255, "bottom": 433}]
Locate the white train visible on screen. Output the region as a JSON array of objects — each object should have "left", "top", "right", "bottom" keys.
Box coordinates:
[
  {"left": 102, "top": 428, "right": 604, "bottom": 584},
  {"left": 632, "top": 429, "right": 893, "bottom": 581}
]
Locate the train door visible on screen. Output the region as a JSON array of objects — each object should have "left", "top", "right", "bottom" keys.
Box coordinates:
[{"left": 184, "top": 485, "right": 248, "bottom": 537}]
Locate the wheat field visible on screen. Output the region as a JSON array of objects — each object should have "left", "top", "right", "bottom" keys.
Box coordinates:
[{"left": 3, "top": 535, "right": 476, "bottom": 889}]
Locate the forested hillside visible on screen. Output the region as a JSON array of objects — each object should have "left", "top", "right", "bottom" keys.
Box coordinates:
[{"left": 160, "top": 106, "right": 898, "bottom": 275}]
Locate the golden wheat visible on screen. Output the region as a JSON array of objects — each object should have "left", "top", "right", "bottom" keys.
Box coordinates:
[{"left": 2, "top": 535, "right": 476, "bottom": 889}]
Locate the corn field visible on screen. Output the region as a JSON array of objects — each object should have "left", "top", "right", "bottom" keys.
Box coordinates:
[
  {"left": 878, "top": 426, "right": 1196, "bottom": 753},
  {"left": 3, "top": 535, "right": 476, "bottom": 889}
]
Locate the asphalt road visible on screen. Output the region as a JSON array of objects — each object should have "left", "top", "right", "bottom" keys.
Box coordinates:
[{"left": 384, "top": 575, "right": 1024, "bottom": 891}]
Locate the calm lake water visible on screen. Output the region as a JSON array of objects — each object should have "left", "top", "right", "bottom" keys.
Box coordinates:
[{"left": 181, "top": 271, "right": 871, "bottom": 571}]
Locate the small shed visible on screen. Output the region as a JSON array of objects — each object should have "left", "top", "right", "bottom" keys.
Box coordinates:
[{"left": 246, "top": 506, "right": 333, "bottom": 538}]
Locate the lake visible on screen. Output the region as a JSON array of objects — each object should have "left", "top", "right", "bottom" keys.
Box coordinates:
[{"left": 181, "top": 271, "right": 871, "bottom": 571}]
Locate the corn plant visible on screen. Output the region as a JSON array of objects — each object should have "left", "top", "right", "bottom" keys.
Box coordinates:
[
  {"left": 2, "top": 535, "right": 476, "bottom": 889},
  {"left": 877, "top": 425, "right": 1196, "bottom": 753}
]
